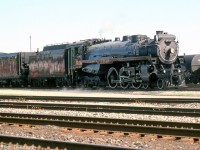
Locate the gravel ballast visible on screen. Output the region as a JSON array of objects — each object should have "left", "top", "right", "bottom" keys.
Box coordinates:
[
  {"left": 0, "top": 124, "right": 200, "bottom": 150},
  {"left": 0, "top": 108, "right": 200, "bottom": 123},
  {"left": 0, "top": 89, "right": 200, "bottom": 149}
]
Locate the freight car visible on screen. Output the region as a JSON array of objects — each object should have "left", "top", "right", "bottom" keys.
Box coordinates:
[
  {"left": 181, "top": 54, "right": 200, "bottom": 84},
  {"left": 81, "top": 31, "right": 182, "bottom": 89},
  {"left": 0, "top": 52, "right": 36, "bottom": 87}
]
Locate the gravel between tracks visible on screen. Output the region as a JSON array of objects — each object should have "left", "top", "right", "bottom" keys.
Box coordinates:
[
  {"left": 0, "top": 106, "right": 200, "bottom": 149},
  {"left": 1, "top": 88, "right": 200, "bottom": 98},
  {"left": 0, "top": 123, "right": 200, "bottom": 150},
  {"left": 0, "top": 107, "right": 200, "bottom": 124},
  {"left": 0, "top": 89, "right": 200, "bottom": 149},
  {"left": 1, "top": 99, "right": 200, "bottom": 109}
]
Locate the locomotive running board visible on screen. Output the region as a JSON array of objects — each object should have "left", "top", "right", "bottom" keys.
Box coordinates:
[{"left": 81, "top": 56, "right": 149, "bottom": 64}]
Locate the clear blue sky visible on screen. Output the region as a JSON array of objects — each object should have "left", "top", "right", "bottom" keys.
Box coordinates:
[{"left": 0, "top": 0, "right": 199, "bottom": 54}]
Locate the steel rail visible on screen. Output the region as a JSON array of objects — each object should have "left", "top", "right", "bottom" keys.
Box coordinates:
[
  {"left": 0, "top": 101, "right": 199, "bottom": 117},
  {"left": 0, "top": 95, "right": 200, "bottom": 103},
  {"left": 0, "top": 113, "right": 200, "bottom": 138},
  {"left": 0, "top": 135, "right": 139, "bottom": 150}
]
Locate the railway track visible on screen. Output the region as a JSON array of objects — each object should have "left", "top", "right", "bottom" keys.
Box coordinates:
[
  {"left": 0, "top": 112, "right": 200, "bottom": 140},
  {"left": 0, "top": 135, "right": 137, "bottom": 150},
  {"left": 0, "top": 95, "right": 200, "bottom": 103},
  {"left": 1, "top": 95, "right": 200, "bottom": 148},
  {"left": 0, "top": 101, "right": 199, "bottom": 117}
]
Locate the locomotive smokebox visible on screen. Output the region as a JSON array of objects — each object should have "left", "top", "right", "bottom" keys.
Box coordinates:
[{"left": 155, "top": 31, "right": 178, "bottom": 64}]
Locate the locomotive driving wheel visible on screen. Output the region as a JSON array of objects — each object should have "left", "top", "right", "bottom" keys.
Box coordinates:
[
  {"left": 119, "top": 67, "right": 130, "bottom": 89},
  {"left": 107, "top": 67, "right": 119, "bottom": 89},
  {"left": 157, "top": 79, "right": 165, "bottom": 90},
  {"left": 132, "top": 80, "right": 142, "bottom": 89},
  {"left": 142, "top": 82, "right": 149, "bottom": 89}
]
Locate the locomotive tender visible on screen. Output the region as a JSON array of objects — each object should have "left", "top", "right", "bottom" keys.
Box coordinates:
[
  {"left": 28, "top": 39, "right": 110, "bottom": 87},
  {"left": 0, "top": 31, "right": 183, "bottom": 89}
]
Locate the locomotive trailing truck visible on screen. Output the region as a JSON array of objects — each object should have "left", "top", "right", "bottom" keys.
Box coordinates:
[{"left": 0, "top": 31, "right": 183, "bottom": 90}]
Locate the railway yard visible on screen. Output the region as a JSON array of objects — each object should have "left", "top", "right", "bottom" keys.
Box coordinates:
[
  {"left": 0, "top": 86, "right": 200, "bottom": 149},
  {"left": 1, "top": 0, "right": 200, "bottom": 149}
]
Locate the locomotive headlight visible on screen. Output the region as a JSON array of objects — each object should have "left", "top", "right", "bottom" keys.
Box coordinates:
[{"left": 170, "top": 48, "right": 175, "bottom": 54}]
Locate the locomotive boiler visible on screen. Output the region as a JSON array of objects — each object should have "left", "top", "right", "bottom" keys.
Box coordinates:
[{"left": 82, "top": 31, "right": 182, "bottom": 89}]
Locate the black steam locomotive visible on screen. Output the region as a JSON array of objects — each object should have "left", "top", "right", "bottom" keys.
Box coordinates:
[
  {"left": 0, "top": 31, "right": 183, "bottom": 89},
  {"left": 82, "top": 31, "right": 181, "bottom": 89}
]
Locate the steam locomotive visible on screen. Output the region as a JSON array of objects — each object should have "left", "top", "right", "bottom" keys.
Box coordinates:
[
  {"left": 82, "top": 31, "right": 182, "bottom": 89},
  {"left": 0, "top": 31, "right": 183, "bottom": 89}
]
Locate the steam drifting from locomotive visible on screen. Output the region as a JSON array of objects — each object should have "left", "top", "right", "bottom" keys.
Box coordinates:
[{"left": 98, "top": 22, "right": 114, "bottom": 38}]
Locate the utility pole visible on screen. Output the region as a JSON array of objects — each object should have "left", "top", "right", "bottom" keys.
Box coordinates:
[{"left": 30, "top": 36, "right": 32, "bottom": 52}]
